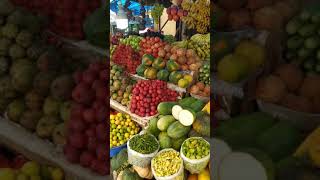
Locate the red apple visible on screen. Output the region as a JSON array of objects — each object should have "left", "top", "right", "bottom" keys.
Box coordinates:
[
  {"left": 85, "top": 127, "right": 96, "bottom": 137},
  {"left": 89, "top": 62, "right": 103, "bottom": 72},
  {"left": 68, "top": 117, "right": 86, "bottom": 132},
  {"left": 173, "top": 15, "right": 179, "bottom": 21},
  {"left": 92, "top": 101, "right": 104, "bottom": 111},
  {"left": 92, "top": 80, "right": 105, "bottom": 90},
  {"left": 68, "top": 132, "right": 87, "bottom": 149},
  {"left": 64, "top": 144, "right": 81, "bottom": 163},
  {"left": 82, "top": 70, "right": 98, "bottom": 85},
  {"left": 166, "top": 7, "right": 171, "bottom": 15},
  {"left": 73, "top": 71, "right": 83, "bottom": 84},
  {"left": 87, "top": 137, "right": 98, "bottom": 152},
  {"left": 168, "top": 15, "right": 173, "bottom": 20},
  {"left": 96, "top": 87, "right": 106, "bottom": 101},
  {"left": 72, "top": 83, "right": 94, "bottom": 104},
  {"left": 90, "top": 158, "right": 100, "bottom": 173},
  {"left": 96, "top": 107, "right": 107, "bottom": 122},
  {"left": 96, "top": 160, "right": 109, "bottom": 175},
  {"left": 177, "top": 9, "right": 184, "bottom": 17},
  {"left": 96, "top": 144, "right": 106, "bottom": 161},
  {"left": 171, "top": 7, "right": 177, "bottom": 15},
  {"left": 83, "top": 108, "right": 96, "bottom": 123},
  {"left": 80, "top": 151, "right": 95, "bottom": 167},
  {"left": 96, "top": 123, "right": 107, "bottom": 142},
  {"left": 99, "top": 70, "right": 108, "bottom": 81},
  {"left": 70, "top": 103, "right": 85, "bottom": 119}
]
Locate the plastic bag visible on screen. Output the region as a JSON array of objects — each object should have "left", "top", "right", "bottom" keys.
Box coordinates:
[
  {"left": 127, "top": 134, "right": 159, "bottom": 168},
  {"left": 151, "top": 149, "right": 184, "bottom": 180},
  {"left": 180, "top": 137, "right": 210, "bottom": 174}
]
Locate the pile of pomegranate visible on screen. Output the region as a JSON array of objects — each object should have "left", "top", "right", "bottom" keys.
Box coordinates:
[
  {"left": 112, "top": 44, "right": 141, "bottom": 74},
  {"left": 64, "top": 61, "right": 108, "bottom": 175},
  {"left": 130, "top": 80, "right": 178, "bottom": 117}
]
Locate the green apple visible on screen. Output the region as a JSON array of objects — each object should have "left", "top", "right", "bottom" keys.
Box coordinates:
[
  {"left": 59, "top": 101, "right": 71, "bottom": 122},
  {"left": 36, "top": 116, "right": 59, "bottom": 138},
  {"left": 52, "top": 123, "right": 66, "bottom": 145},
  {"left": 21, "top": 161, "right": 40, "bottom": 176},
  {"left": 0, "top": 168, "right": 15, "bottom": 180}
]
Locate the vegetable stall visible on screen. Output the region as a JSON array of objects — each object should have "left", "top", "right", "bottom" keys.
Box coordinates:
[
  {"left": 213, "top": 0, "right": 320, "bottom": 179},
  {"left": 110, "top": 0, "right": 211, "bottom": 179}
]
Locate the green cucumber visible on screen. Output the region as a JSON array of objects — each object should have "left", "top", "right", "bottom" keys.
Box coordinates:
[
  {"left": 286, "top": 18, "right": 303, "bottom": 35},
  {"left": 287, "top": 36, "right": 304, "bottom": 49},
  {"left": 300, "top": 11, "right": 311, "bottom": 21},
  {"left": 298, "top": 47, "right": 312, "bottom": 59},
  {"left": 304, "top": 37, "right": 320, "bottom": 49},
  {"left": 298, "top": 24, "right": 317, "bottom": 37}
]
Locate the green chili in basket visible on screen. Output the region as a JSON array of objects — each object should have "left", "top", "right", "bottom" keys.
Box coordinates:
[{"left": 129, "top": 134, "right": 159, "bottom": 154}]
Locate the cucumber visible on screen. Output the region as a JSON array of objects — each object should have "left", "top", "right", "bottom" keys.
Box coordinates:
[
  {"left": 304, "top": 37, "right": 320, "bottom": 49},
  {"left": 172, "top": 105, "right": 183, "bottom": 120},
  {"left": 286, "top": 18, "right": 303, "bottom": 35},
  {"left": 311, "top": 13, "right": 320, "bottom": 23},
  {"left": 298, "top": 24, "right": 317, "bottom": 37},
  {"left": 298, "top": 48, "right": 312, "bottom": 59},
  {"left": 315, "top": 64, "right": 320, "bottom": 73},
  {"left": 178, "top": 109, "right": 195, "bottom": 126},
  {"left": 157, "top": 115, "right": 176, "bottom": 131},
  {"left": 287, "top": 36, "right": 304, "bottom": 49},
  {"left": 303, "top": 60, "right": 314, "bottom": 71},
  {"left": 157, "top": 102, "right": 178, "bottom": 115},
  {"left": 300, "top": 11, "right": 311, "bottom": 21},
  {"left": 317, "top": 49, "right": 320, "bottom": 60}
]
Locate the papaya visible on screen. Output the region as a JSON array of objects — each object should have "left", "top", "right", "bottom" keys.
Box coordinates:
[
  {"left": 166, "top": 59, "right": 180, "bottom": 72},
  {"left": 167, "top": 121, "right": 191, "bottom": 139},
  {"left": 157, "top": 69, "right": 170, "bottom": 81},
  {"left": 136, "top": 64, "right": 146, "bottom": 77},
  {"left": 152, "top": 57, "right": 166, "bottom": 70},
  {"left": 144, "top": 67, "right": 157, "bottom": 79},
  {"left": 142, "top": 54, "right": 155, "bottom": 66},
  {"left": 169, "top": 71, "right": 183, "bottom": 84}
]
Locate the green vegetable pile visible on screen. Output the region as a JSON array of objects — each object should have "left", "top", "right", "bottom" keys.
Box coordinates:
[
  {"left": 285, "top": 10, "right": 320, "bottom": 74},
  {"left": 152, "top": 150, "right": 182, "bottom": 177},
  {"left": 182, "top": 138, "right": 210, "bottom": 159},
  {"left": 129, "top": 134, "right": 159, "bottom": 154}
]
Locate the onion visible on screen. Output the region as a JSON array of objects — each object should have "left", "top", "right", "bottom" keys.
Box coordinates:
[
  {"left": 176, "top": 48, "right": 186, "bottom": 57},
  {"left": 171, "top": 46, "right": 178, "bottom": 54},
  {"left": 158, "top": 49, "right": 166, "bottom": 58},
  {"left": 177, "top": 56, "right": 187, "bottom": 64},
  {"left": 186, "top": 49, "right": 195, "bottom": 58},
  {"left": 190, "top": 85, "right": 199, "bottom": 94},
  {"left": 164, "top": 44, "right": 171, "bottom": 52},
  {"left": 170, "top": 54, "right": 178, "bottom": 60}
]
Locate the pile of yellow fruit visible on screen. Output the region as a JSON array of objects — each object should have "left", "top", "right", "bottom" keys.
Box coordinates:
[
  {"left": 0, "top": 161, "right": 64, "bottom": 180},
  {"left": 110, "top": 112, "right": 140, "bottom": 148}
]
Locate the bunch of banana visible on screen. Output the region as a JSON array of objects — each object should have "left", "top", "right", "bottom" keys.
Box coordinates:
[
  {"left": 151, "top": 3, "right": 164, "bottom": 24},
  {"left": 190, "top": 33, "right": 210, "bottom": 45},
  {"left": 187, "top": 40, "right": 210, "bottom": 60},
  {"left": 181, "top": 0, "right": 210, "bottom": 34}
]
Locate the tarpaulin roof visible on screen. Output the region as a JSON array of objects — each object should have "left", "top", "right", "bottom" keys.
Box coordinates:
[{"left": 110, "top": 0, "right": 153, "bottom": 16}]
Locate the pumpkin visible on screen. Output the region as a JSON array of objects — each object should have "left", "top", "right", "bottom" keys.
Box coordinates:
[
  {"left": 192, "top": 112, "right": 210, "bottom": 137},
  {"left": 133, "top": 165, "right": 153, "bottom": 179}
]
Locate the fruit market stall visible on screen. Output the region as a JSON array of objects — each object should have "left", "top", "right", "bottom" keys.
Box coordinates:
[
  {"left": 213, "top": 1, "right": 320, "bottom": 179},
  {"left": 110, "top": 0, "right": 211, "bottom": 179},
  {"left": 0, "top": 0, "right": 109, "bottom": 179}
]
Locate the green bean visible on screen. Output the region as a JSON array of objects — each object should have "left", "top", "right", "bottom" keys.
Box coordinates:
[{"left": 129, "top": 134, "right": 159, "bottom": 154}]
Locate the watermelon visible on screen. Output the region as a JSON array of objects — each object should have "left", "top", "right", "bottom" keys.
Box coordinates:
[
  {"left": 159, "top": 132, "right": 172, "bottom": 149},
  {"left": 157, "top": 115, "right": 176, "bottom": 131},
  {"left": 167, "top": 121, "right": 191, "bottom": 139},
  {"left": 136, "top": 64, "right": 146, "bottom": 77},
  {"left": 166, "top": 60, "right": 180, "bottom": 72},
  {"left": 172, "top": 136, "right": 187, "bottom": 151},
  {"left": 178, "top": 108, "right": 196, "bottom": 126},
  {"left": 142, "top": 54, "right": 155, "bottom": 66},
  {"left": 189, "top": 100, "right": 205, "bottom": 112},
  {"left": 169, "top": 71, "right": 183, "bottom": 84},
  {"left": 157, "top": 102, "right": 177, "bottom": 115},
  {"left": 152, "top": 57, "right": 166, "bottom": 70},
  {"left": 157, "top": 69, "right": 170, "bottom": 81}
]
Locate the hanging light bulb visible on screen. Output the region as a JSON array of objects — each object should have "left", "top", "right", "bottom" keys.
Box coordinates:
[{"left": 116, "top": 1, "right": 128, "bottom": 30}]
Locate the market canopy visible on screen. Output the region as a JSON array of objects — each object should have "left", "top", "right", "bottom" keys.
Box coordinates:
[{"left": 110, "top": 0, "right": 153, "bottom": 16}]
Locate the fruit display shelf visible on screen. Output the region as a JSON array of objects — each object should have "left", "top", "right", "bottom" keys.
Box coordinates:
[
  {"left": 110, "top": 99, "right": 157, "bottom": 127},
  {"left": 46, "top": 31, "right": 108, "bottom": 57},
  {"left": 0, "top": 118, "right": 106, "bottom": 180}
]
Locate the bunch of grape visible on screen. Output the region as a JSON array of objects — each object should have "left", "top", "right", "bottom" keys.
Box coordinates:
[{"left": 151, "top": 3, "right": 165, "bottom": 24}]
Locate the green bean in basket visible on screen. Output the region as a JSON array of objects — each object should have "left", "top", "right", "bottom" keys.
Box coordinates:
[
  {"left": 182, "top": 138, "right": 210, "bottom": 159},
  {"left": 129, "top": 134, "right": 159, "bottom": 154},
  {"left": 152, "top": 150, "right": 182, "bottom": 177}
]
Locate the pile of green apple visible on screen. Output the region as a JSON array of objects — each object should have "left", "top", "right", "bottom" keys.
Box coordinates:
[{"left": 119, "top": 35, "right": 143, "bottom": 51}]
